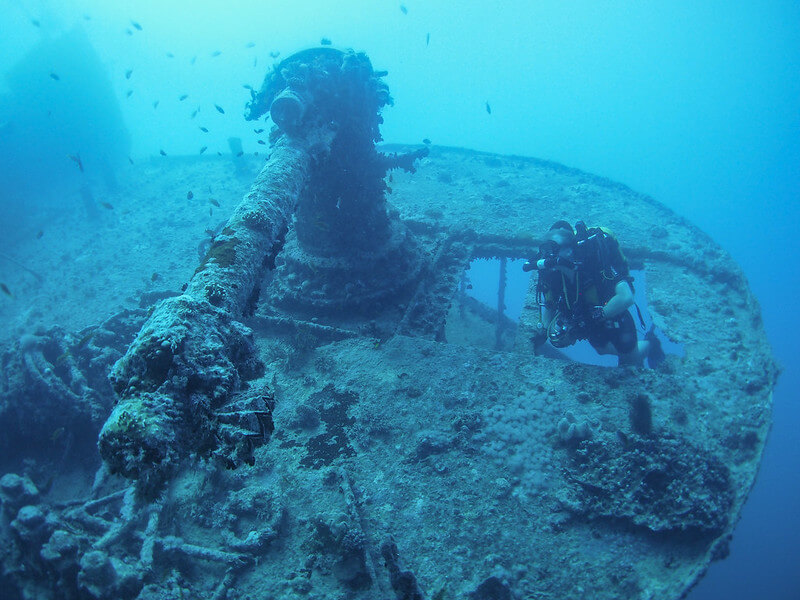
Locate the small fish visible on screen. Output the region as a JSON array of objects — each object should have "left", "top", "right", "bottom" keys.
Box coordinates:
[
  {"left": 199, "top": 126, "right": 209, "bottom": 133},
  {"left": 159, "top": 149, "right": 167, "bottom": 156},
  {"left": 67, "top": 153, "right": 84, "bottom": 172},
  {"left": 31, "top": 19, "right": 40, "bottom": 27},
  {"left": 0, "top": 283, "right": 12, "bottom": 298},
  {"left": 126, "top": 90, "right": 133, "bottom": 98},
  {"left": 128, "top": 157, "right": 134, "bottom": 164},
  {"left": 166, "top": 52, "right": 175, "bottom": 58},
  {"left": 245, "top": 42, "right": 256, "bottom": 48},
  {"left": 100, "top": 202, "right": 114, "bottom": 210},
  {"left": 199, "top": 146, "right": 207, "bottom": 154},
  {"left": 153, "top": 100, "right": 160, "bottom": 109},
  {"left": 50, "top": 73, "right": 60, "bottom": 81},
  {"left": 423, "top": 138, "right": 431, "bottom": 145},
  {"left": 151, "top": 272, "right": 160, "bottom": 282},
  {"left": 209, "top": 208, "right": 213, "bottom": 216},
  {"left": 211, "top": 50, "right": 222, "bottom": 57},
  {"left": 243, "top": 84, "right": 254, "bottom": 91},
  {"left": 190, "top": 55, "right": 197, "bottom": 65},
  {"left": 36, "top": 230, "right": 44, "bottom": 239},
  {"left": 426, "top": 33, "right": 430, "bottom": 46},
  {"left": 253, "top": 57, "right": 258, "bottom": 67},
  {"left": 179, "top": 94, "right": 189, "bottom": 101},
  {"left": 485, "top": 101, "right": 492, "bottom": 114},
  {"left": 217, "top": 151, "right": 222, "bottom": 156},
  {"left": 269, "top": 51, "right": 280, "bottom": 59},
  {"left": 187, "top": 191, "right": 193, "bottom": 199},
  {"left": 214, "top": 104, "right": 225, "bottom": 114},
  {"left": 125, "top": 28, "right": 133, "bottom": 36},
  {"left": 400, "top": 4, "right": 408, "bottom": 14},
  {"left": 254, "top": 128, "right": 264, "bottom": 133},
  {"left": 209, "top": 198, "right": 220, "bottom": 207},
  {"left": 125, "top": 69, "right": 133, "bottom": 79},
  {"left": 204, "top": 228, "right": 216, "bottom": 237},
  {"left": 76, "top": 327, "right": 97, "bottom": 347},
  {"left": 257, "top": 139, "right": 266, "bottom": 145},
  {"left": 321, "top": 37, "right": 332, "bottom": 46},
  {"left": 235, "top": 150, "right": 244, "bottom": 157},
  {"left": 131, "top": 20, "right": 142, "bottom": 31},
  {"left": 51, "top": 427, "right": 65, "bottom": 442}
]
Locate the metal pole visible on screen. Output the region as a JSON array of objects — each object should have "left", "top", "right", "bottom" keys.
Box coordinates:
[{"left": 496, "top": 257, "right": 507, "bottom": 349}]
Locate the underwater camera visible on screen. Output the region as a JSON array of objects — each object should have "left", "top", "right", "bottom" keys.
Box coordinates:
[
  {"left": 523, "top": 240, "right": 574, "bottom": 272},
  {"left": 547, "top": 311, "right": 581, "bottom": 348}
]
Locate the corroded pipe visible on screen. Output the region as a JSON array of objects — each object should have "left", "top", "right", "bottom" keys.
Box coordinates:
[
  {"left": 269, "top": 89, "right": 308, "bottom": 135},
  {"left": 98, "top": 135, "right": 329, "bottom": 495}
]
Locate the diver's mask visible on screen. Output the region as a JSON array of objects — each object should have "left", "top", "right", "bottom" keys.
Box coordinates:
[{"left": 538, "top": 240, "right": 560, "bottom": 261}]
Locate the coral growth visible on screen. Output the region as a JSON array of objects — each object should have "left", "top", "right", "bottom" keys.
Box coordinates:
[{"left": 567, "top": 433, "right": 733, "bottom": 535}]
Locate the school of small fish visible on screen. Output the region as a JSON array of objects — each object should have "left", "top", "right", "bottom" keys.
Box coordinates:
[{"left": 35, "top": 8, "right": 443, "bottom": 186}]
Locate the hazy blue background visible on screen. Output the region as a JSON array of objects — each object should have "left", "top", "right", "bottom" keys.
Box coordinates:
[{"left": 1, "top": 1, "right": 798, "bottom": 597}]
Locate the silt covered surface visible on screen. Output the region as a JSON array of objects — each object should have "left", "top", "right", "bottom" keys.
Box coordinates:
[{"left": 0, "top": 146, "right": 777, "bottom": 600}]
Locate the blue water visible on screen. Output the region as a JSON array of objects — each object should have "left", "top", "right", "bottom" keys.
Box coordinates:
[{"left": 1, "top": 2, "right": 797, "bottom": 597}]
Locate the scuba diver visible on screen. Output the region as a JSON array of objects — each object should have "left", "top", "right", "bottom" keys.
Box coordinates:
[{"left": 524, "top": 220, "right": 664, "bottom": 367}]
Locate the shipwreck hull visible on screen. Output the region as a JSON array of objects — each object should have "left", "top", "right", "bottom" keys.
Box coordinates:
[
  {"left": 0, "top": 146, "right": 776, "bottom": 600},
  {"left": 243, "top": 145, "right": 776, "bottom": 599}
]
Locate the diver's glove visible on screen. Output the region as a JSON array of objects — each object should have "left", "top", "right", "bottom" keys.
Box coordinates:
[{"left": 522, "top": 261, "right": 536, "bottom": 272}]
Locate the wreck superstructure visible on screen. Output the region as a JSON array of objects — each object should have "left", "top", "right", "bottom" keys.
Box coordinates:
[{"left": 0, "top": 48, "right": 778, "bottom": 600}]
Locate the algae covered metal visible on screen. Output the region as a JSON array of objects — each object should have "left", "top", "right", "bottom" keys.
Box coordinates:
[
  {"left": 0, "top": 48, "right": 778, "bottom": 600},
  {"left": 98, "top": 48, "right": 426, "bottom": 495}
]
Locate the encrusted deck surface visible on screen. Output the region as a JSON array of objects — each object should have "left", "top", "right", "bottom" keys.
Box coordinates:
[
  {"left": 0, "top": 146, "right": 776, "bottom": 600},
  {"left": 250, "top": 145, "right": 776, "bottom": 599}
]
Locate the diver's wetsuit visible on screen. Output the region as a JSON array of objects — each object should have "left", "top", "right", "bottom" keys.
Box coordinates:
[{"left": 538, "top": 230, "right": 637, "bottom": 354}]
